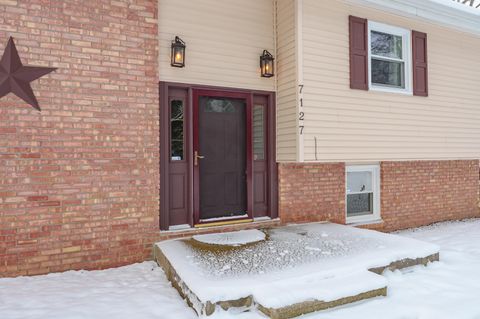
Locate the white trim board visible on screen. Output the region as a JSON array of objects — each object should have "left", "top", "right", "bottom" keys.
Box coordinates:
[
  {"left": 344, "top": 0, "right": 480, "bottom": 37},
  {"left": 295, "top": 0, "right": 305, "bottom": 162}
]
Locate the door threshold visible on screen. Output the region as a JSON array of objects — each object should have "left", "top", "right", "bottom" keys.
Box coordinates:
[{"left": 194, "top": 218, "right": 253, "bottom": 228}]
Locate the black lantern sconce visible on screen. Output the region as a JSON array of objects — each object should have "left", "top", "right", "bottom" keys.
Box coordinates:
[
  {"left": 260, "top": 50, "right": 275, "bottom": 78},
  {"left": 171, "top": 36, "right": 186, "bottom": 68}
]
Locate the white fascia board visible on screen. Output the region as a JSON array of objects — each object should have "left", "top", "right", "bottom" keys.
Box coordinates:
[{"left": 343, "top": 0, "right": 480, "bottom": 37}]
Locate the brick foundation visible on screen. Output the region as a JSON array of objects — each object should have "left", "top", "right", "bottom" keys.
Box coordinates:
[
  {"left": 278, "top": 163, "right": 346, "bottom": 224},
  {"left": 278, "top": 160, "right": 480, "bottom": 231},
  {"left": 0, "top": 0, "right": 159, "bottom": 277},
  {"left": 380, "top": 160, "right": 480, "bottom": 231}
]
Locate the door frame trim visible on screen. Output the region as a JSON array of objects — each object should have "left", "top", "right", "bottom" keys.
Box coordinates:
[
  {"left": 159, "top": 82, "right": 278, "bottom": 230},
  {"left": 192, "top": 89, "right": 253, "bottom": 225}
]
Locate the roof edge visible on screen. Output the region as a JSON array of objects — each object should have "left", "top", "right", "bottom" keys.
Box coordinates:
[{"left": 344, "top": 0, "right": 480, "bottom": 37}]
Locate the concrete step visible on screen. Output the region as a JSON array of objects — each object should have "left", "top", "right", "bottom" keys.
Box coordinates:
[
  {"left": 154, "top": 222, "right": 439, "bottom": 317},
  {"left": 255, "top": 270, "right": 387, "bottom": 319}
]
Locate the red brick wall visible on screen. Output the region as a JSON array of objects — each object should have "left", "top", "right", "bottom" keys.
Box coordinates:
[
  {"left": 278, "top": 163, "right": 346, "bottom": 224},
  {"left": 0, "top": 0, "right": 159, "bottom": 277},
  {"left": 380, "top": 160, "right": 480, "bottom": 231},
  {"left": 278, "top": 160, "right": 479, "bottom": 231}
]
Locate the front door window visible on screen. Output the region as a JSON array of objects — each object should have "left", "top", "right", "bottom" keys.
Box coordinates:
[
  {"left": 170, "top": 99, "right": 185, "bottom": 161},
  {"left": 253, "top": 105, "right": 265, "bottom": 161}
]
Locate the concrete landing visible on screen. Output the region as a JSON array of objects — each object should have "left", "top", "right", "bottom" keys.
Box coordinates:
[{"left": 154, "top": 223, "right": 439, "bottom": 318}]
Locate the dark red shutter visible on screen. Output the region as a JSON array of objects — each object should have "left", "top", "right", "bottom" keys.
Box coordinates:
[
  {"left": 349, "top": 16, "right": 368, "bottom": 90},
  {"left": 412, "top": 31, "right": 428, "bottom": 96}
]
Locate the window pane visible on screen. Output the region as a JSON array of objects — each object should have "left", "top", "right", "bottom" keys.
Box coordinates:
[
  {"left": 205, "top": 99, "right": 237, "bottom": 113},
  {"left": 253, "top": 105, "right": 265, "bottom": 160},
  {"left": 171, "top": 101, "right": 183, "bottom": 120},
  {"left": 371, "top": 31, "right": 402, "bottom": 59},
  {"left": 171, "top": 141, "right": 183, "bottom": 160},
  {"left": 347, "top": 171, "right": 372, "bottom": 194},
  {"left": 171, "top": 121, "right": 183, "bottom": 140},
  {"left": 170, "top": 100, "right": 184, "bottom": 161},
  {"left": 347, "top": 193, "right": 373, "bottom": 217},
  {"left": 371, "top": 59, "right": 405, "bottom": 88}
]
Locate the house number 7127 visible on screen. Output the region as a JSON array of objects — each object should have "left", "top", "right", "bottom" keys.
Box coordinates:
[{"left": 299, "top": 84, "right": 305, "bottom": 135}]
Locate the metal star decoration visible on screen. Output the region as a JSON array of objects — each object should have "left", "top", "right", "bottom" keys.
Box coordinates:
[{"left": 0, "top": 37, "right": 56, "bottom": 111}]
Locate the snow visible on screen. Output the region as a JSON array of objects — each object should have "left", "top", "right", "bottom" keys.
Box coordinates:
[
  {"left": 0, "top": 262, "right": 196, "bottom": 319},
  {"left": 430, "top": 0, "right": 480, "bottom": 15},
  {"left": 303, "top": 219, "right": 480, "bottom": 319},
  {"left": 192, "top": 229, "right": 266, "bottom": 246},
  {"left": 157, "top": 223, "right": 438, "bottom": 305},
  {"left": 252, "top": 269, "right": 386, "bottom": 309},
  {"left": 1, "top": 219, "right": 480, "bottom": 319}
]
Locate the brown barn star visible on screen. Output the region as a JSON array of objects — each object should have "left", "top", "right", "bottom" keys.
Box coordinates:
[{"left": 0, "top": 37, "right": 56, "bottom": 111}]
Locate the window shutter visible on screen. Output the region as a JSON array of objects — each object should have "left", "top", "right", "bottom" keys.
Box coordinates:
[
  {"left": 349, "top": 16, "right": 368, "bottom": 90},
  {"left": 412, "top": 31, "right": 428, "bottom": 97}
]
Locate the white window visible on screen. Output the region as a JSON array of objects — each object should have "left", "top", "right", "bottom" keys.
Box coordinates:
[
  {"left": 368, "top": 21, "right": 411, "bottom": 94},
  {"left": 346, "top": 165, "right": 380, "bottom": 224}
]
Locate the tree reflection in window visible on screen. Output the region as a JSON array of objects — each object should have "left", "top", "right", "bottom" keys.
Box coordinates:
[
  {"left": 370, "top": 30, "right": 406, "bottom": 88},
  {"left": 205, "top": 98, "right": 237, "bottom": 113},
  {"left": 171, "top": 100, "right": 184, "bottom": 161}
]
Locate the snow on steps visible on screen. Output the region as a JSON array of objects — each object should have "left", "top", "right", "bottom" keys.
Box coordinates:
[
  {"left": 255, "top": 270, "right": 387, "bottom": 319},
  {"left": 155, "top": 242, "right": 386, "bottom": 318},
  {"left": 192, "top": 229, "right": 266, "bottom": 246},
  {"left": 154, "top": 223, "right": 440, "bottom": 318}
]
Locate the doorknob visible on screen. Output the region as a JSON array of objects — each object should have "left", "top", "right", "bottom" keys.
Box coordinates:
[{"left": 194, "top": 151, "right": 205, "bottom": 166}]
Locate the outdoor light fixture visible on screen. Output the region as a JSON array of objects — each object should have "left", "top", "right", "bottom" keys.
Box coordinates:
[
  {"left": 171, "top": 36, "right": 186, "bottom": 68},
  {"left": 260, "top": 50, "right": 274, "bottom": 78}
]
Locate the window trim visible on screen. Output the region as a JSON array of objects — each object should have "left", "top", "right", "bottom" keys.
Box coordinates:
[
  {"left": 368, "top": 21, "right": 412, "bottom": 95},
  {"left": 345, "top": 165, "right": 381, "bottom": 224}
]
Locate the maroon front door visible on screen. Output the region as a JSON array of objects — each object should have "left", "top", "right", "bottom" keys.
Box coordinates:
[
  {"left": 160, "top": 83, "right": 278, "bottom": 230},
  {"left": 193, "top": 90, "right": 253, "bottom": 224}
]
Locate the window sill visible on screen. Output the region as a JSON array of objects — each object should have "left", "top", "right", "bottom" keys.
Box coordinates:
[
  {"left": 369, "top": 86, "right": 412, "bottom": 95},
  {"left": 346, "top": 218, "right": 383, "bottom": 227}
]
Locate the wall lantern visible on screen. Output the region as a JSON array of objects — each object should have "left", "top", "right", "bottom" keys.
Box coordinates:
[
  {"left": 171, "top": 36, "right": 186, "bottom": 68},
  {"left": 260, "top": 50, "right": 275, "bottom": 78}
]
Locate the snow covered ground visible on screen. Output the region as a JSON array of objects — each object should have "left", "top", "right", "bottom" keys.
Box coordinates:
[{"left": 1, "top": 219, "right": 480, "bottom": 319}]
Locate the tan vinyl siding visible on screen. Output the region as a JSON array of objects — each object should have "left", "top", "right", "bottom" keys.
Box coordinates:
[
  {"left": 301, "top": 0, "right": 480, "bottom": 162},
  {"left": 158, "top": 0, "right": 275, "bottom": 91},
  {"left": 275, "top": 0, "right": 297, "bottom": 162}
]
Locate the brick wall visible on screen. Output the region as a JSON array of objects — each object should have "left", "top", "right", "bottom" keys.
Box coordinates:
[
  {"left": 0, "top": 0, "right": 159, "bottom": 277},
  {"left": 278, "top": 160, "right": 480, "bottom": 231},
  {"left": 380, "top": 160, "right": 480, "bottom": 231},
  {"left": 278, "top": 163, "right": 346, "bottom": 224}
]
